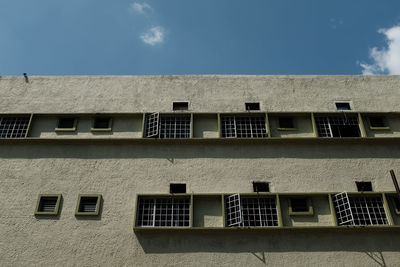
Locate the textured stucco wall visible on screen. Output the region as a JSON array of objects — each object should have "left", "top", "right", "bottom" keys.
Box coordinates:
[{"left": 0, "top": 75, "right": 400, "bottom": 113}]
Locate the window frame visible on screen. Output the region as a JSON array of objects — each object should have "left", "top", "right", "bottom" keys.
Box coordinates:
[
  {"left": 220, "top": 113, "right": 268, "bottom": 138},
  {"left": 288, "top": 197, "right": 314, "bottom": 216},
  {"left": 335, "top": 102, "right": 352, "bottom": 111},
  {"left": 277, "top": 117, "right": 296, "bottom": 131},
  {"left": 91, "top": 117, "right": 113, "bottom": 132},
  {"left": 75, "top": 194, "right": 102, "bottom": 216},
  {"left": 245, "top": 102, "right": 260, "bottom": 111},
  {"left": 34, "top": 194, "right": 62, "bottom": 216},
  {"left": 173, "top": 102, "right": 189, "bottom": 111},
  {"left": 0, "top": 115, "right": 32, "bottom": 138},
  {"left": 368, "top": 116, "right": 390, "bottom": 130},
  {"left": 55, "top": 117, "right": 78, "bottom": 132}
]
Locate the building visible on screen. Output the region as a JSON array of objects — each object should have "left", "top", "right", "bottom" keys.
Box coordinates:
[{"left": 1, "top": 75, "right": 400, "bottom": 266}]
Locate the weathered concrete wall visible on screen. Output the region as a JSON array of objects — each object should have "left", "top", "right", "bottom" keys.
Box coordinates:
[
  {"left": 0, "top": 75, "right": 399, "bottom": 113},
  {"left": 1, "top": 142, "right": 400, "bottom": 266}
]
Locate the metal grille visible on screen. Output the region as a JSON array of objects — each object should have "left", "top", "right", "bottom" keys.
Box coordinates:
[
  {"left": 314, "top": 115, "right": 359, "bottom": 137},
  {"left": 221, "top": 116, "right": 267, "bottom": 138},
  {"left": 0, "top": 116, "right": 30, "bottom": 138},
  {"left": 38, "top": 197, "right": 58, "bottom": 212},
  {"left": 136, "top": 197, "right": 191, "bottom": 227},
  {"left": 145, "top": 113, "right": 160, "bottom": 137},
  {"left": 225, "top": 194, "right": 278, "bottom": 227},
  {"left": 159, "top": 116, "right": 191, "bottom": 138},
  {"left": 79, "top": 197, "right": 98, "bottom": 212},
  {"left": 333, "top": 192, "right": 388, "bottom": 226}
]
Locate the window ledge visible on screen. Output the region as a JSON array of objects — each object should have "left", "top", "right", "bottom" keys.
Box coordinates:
[
  {"left": 277, "top": 128, "right": 297, "bottom": 131},
  {"left": 370, "top": 126, "right": 390, "bottom": 131},
  {"left": 90, "top": 128, "right": 112, "bottom": 132},
  {"left": 289, "top": 210, "right": 314, "bottom": 216},
  {"left": 55, "top": 128, "right": 76, "bottom": 132}
]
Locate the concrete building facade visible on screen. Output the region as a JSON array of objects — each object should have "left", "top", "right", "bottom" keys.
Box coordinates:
[{"left": 1, "top": 75, "right": 400, "bottom": 266}]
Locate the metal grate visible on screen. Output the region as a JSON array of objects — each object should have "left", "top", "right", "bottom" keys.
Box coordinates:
[
  {"left": 333, "top": 192, "right": 389, "bottom": 226},
  {"left": 136, "top": 197, "right": 191, "bottom": 227},
  {"left": 314, "top": 115, "right": 359, "bottom": 137},
  {"left": 159, "top": 116, "right": 191, "bottom": 138},
  {"left": 145, "top": 113, "right": 160, "bottom": 137},
  {"left": 0, "top": 116, "right": 30, "bottom": 138},
  {"left": 221, "top": 115, "right": 267, "bottom": 138},
  {"left": 38, "top": 197, "right": 58, "bottom": 212},
  {"left": 225, "top": 194, "right": 278, "bottom": 227},
  {"left": 79, "top": 197, "right": 98, "bottom": 212}
]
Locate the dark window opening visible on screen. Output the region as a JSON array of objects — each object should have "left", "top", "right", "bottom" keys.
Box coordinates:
[
  {"left": 170, "top": 183, "right": 186, "bottom": 194},
  {"left": 78, "top": 197, "right": 98, "bottom": 212},
  {"left": 369, "top": 117, "right": 387, "bottom": 127},
  {"left": 394, "top": 197, "right": 400, "bottom": 210},
  {"left": 253, "top": 182, "right": 270, "bottom": 192},
  {"left": 93, "top": 118, "right": 111, "bottom": 129},
  {"left": 356, "top": 181, "right": 373, "bottom": 192},
  {"left": 336, "top": 102, "right": 351, "bottom": 110},
  {"left": 38, "top": 197, "right": 58, "bottom": 212},
  {"left": 245, "top": 102, "right": 260, "bottom": 111},
  {"left": 278, "top": 117, "right": 294, "bottom": 128},
  {"left": 331, "top": 125, "right": 360, "bottom": 137},
  {"left": 315, "top": 116, "right": 360, "bottom": 137},
  {"left": 173, "top": 102, "right": 189, "bottom": 111},
  {"left": 58, "top": 118, "right": 76, "bottom": 128},
  {"left": 290, "top": 198, "right": 309, "bottom": 212}
]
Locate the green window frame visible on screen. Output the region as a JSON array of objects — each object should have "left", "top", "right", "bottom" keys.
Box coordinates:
[
  {"left": 55, "top": 117, "right": 78, "bottom": 132},
  {"left": 34, "top": 194, "right": 62, "bottom": 216},
  {"left": 91, "top": 117, "right": 113, "bottom": 132},
  {"left": 75, "top": 194, "right": 102, "bottom": 216},
  {"left": 288, "top": 197, "right": 314, "bottom": 216}
]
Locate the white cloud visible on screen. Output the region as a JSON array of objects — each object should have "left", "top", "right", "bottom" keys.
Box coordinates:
[
  {"left": 130, "top": 2, "right": 151, "bottom": 14},
  {"left": 140, "top": 26, "right": 164, "bottom": 46},
  {"left": 360, "top": 25, "right": 400, "bottom": 75}
]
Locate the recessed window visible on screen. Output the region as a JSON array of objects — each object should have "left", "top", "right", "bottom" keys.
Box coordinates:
[
  {"left": 394, "top": 197, "right": 400, "bottom": 212},
  {"left": 221, "top": 115, "right": 267, "bottom": 138},
  {"left": 278, "top": 117, "right": 294, "bottom": 129},
  {"left": 290, "top": 198, "right": 308, "bottom": 212},
  {"left": 315, "top": 115, "right": 360, "bottom": 137},
  {"left": 93, "top": 117, "right": 111, "bottom": 129},
  {"left": 369, "top": 117, "right": 387, "bottom": 128},
  {"left": 253, "top": 182, "right": 269, "bottom": 192},
  {"left": 57, "top": 118, "right": 76, "bottom": 129},
  {"left": 170, "top": 183, "right": 186, "bottom": 194},
  {"left": 335, "top": 102, "right": 351, "bottom": 111},
  {"left": 356, "top": 181, "right": 373, "bottom": 192},
  {"left": 173, "top": 102, "right": 189, "bottom": 111},
  {"left": 35, "top": 194, "right": 62, "bottom": 216},
  {"left": 245, "top": 102, "right": 260, "bottom": 111},
  {"left": 0, "top": 116, "right": 30, "bottom": 138},
  {"left": 75, "top": 194, "right": 102, "bottom": 216},
  {"left": 144, "top": 113, "right": 191, "bottom": 138}
]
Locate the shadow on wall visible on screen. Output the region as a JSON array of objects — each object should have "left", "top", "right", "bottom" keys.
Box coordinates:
[{"left": 1, "top": 142, "right": 400, "bottom": 159}]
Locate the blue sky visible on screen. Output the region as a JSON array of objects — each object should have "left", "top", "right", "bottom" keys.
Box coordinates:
[{"left": 0, "top": 0, "right": 399, "bottom": 75}]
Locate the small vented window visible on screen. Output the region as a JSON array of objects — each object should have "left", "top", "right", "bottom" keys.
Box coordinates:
[
  {"left": 173, "top": 102, "right": 189, "bottom": 111},
  {"left": 93, "top": 118, "right": 111, "bottom": 129},
  {"left": 170, "top": 183, "right": 186, "bottom": 194},
  {"left": 245, "top": 102, "right": 260, "bottom": 111},
  {"left": 278, "top": 117, "right": 295, "bottom": 129},
  {"left": 57, "top": 118, "right": 76, "bottom": 130},
  {"left": 356, "top": 182, "right": 373, "bottom": 192},
  {"left": 253, "top": 182, "right": 270, "bottom": 192},
  {"left": 335, "top": 102, "right": 351, "bottom": 111},
  {"left": 75, "top": 195, "right": 102, "bottom": 216},
  {"left": 35, "top": 194, "right": 62, "bottom": 216}
]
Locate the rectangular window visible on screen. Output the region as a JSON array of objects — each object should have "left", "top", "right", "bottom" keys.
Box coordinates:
[
  {"left": 356, "top": 181, "right": 373, "bottom": 192},
  {"left": 57, "top": 118, "right": 76, "bottom": 129},
  {"left": 93, "top": 117, "right": 111, "bottom": 129},
  {"left": 314, "top": 115, "right": 360, "bottom": 137},
  {"left": 290, "top": 198, "right": 308, "bottom": 212},
  {"left": 173, "top": 102, "right": 189, "bottom": 111},
  {"left": 220, "top": 115, "right": 267, "bottom": 138},
  {"left": 278, "top": 117, "right": 295, "bottom": 129},
  {"left": 332, "top": 192, "right": 388, "bottom": 226},
  {"left": 335, "top": 102, "right": 351, "bottom": 110},
  {"left": 369, "top": 117, "right": 388, "bottom": 128},
  {"left": 225, "top": 194, "right": 278, "bottom": 227},
  {"left": 75, "top": 194, "right": 102, "bottom": 216},
  {"left": 252, "top": 182, "right": 270, "bottom": 192},
  {"left": 170, "top": 183, "right": 186, "bottom": 194},
  {"left": 35, "top": 194, "right": 62, "bottom": 216},
  {"left": 144, "top": 113, "right": 191, "bottom": 138},
  {"left": 0, "top": 116, "right": 30, "bottom": 138},
  {"left": 245, "top": 102, "right": 260, "bottom": 111},
  {"left": 136, "top": 197, "right": 191, "bottom": 227}
]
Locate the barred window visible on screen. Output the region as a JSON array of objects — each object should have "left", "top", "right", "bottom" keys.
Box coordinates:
[
  {"left": 221, "top": 115, "right": 267, "bottom": 138},
  {"left": 225, "top": 194, "right": 278, "bottom": 227},
  {"left": 314, "top": 115, "right": 360, "bottom": 137},
  {"left": 332, "top": 192, "right": 389, "bottom": 226},
  {"left": 144, "top": 113, "right": 191, "bottom": 138},
  {"left": 0, "top": 116, "right": 30, "bottom": 138},
  {"left": 136, "top": 197, "right": 191, "bottom": 227}
]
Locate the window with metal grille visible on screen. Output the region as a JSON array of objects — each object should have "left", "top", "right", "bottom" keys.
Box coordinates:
[
  {"left": 314, "top": 115, "right": 360, "bottom": 137},
  {"left": 144, "top": 113, "right": 191, "bottom": 138},
  {"left": 220, "top": 115, "right": 267, "bottom": 138},
  {"left": 35, "top": 194, "right": 61, "bottom": 215},
  {"left": 0, "top": 116, "right": 30, "bottom": 138},
  {"left": 225, "top": 194, "right": 278, "bottom": 227},
  {"left": 75, "top": 195, "right": 101, "bottom": 216},
  {"left": 332, "top": 192, "right": 389, "bottom": 226},
  {"left": 136, "top": 197, "right": 191, "bottom": 227}
]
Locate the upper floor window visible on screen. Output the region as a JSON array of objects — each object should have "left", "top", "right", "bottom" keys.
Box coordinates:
[
  {"left": 278, "top": 117, "right": 295, "bottom": 129},
  {"left": 245, "top": 102, "right": 260, "bottom": 111},
  {"left": 173, "top": 102, "right": 189, "bottom": 111},
  {"left": 144, "top": 113, "right": 191, "bottom": 138},
  {"left": 57, "top": 118, "right": 77, "bottom": 129},
  {"left": 335, "top": 102, "right": 351, "bottom": 111},
  {"left": 0, "top": 116, "right": 30, "bottom": 138},
  {"left": 314, "top": 115, "right": 360, "bottom": 137},
  {"left": 93, "top": 117, "right": 112, "bottom": 130},
  {"left": 220, "top": 115, "right": 267, "bottom": 138},
  {"left": 368, "top": 116, "right": 388, "bottom": 128}
]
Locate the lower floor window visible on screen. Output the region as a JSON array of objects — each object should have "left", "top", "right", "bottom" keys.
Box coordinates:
[
  {"left": 136, "top": 197, "right": 191, "bottom": 227},
  {"left": 225, "top": 194, "right": 278, "bottom": 227}
]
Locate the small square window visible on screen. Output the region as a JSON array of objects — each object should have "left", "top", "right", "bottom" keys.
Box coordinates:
[
  {"left": 57, "top": 118, "right": 76, "bottom": 130},
  {"left": 170, "top": 184, "right": 186, "bottom": 194},
  {"left": 289, "top": 197, "right": 313, "bottom": 216},
  {"left": 369, "top": 117, "right": 387, "bottom": 128},
  {"left": 245, "top": 102, "right": 260, "bottom": 111},
  {"left": 252, "top": 182, "right": 269, "bottom": 192},
  {"left": 93, "top": 118, "right": 111, "bottom": 129},
  {"left": 75, "top": 194, "right": 102, "bottom": 216},
  {"left": 173, "top": 102, "right": 189, "bottom": 111},
  {"left": 335, "top": 102, "right": 351, "bottom": 111},
  {"left": 356, "top": 181, "right": 373, "bottom": 192},
  {"left": 35, "top": 194, "right": 62, "bottom": 216},
  {"left": 278, "top": 117, "right": 294, "bottom": 129}
]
